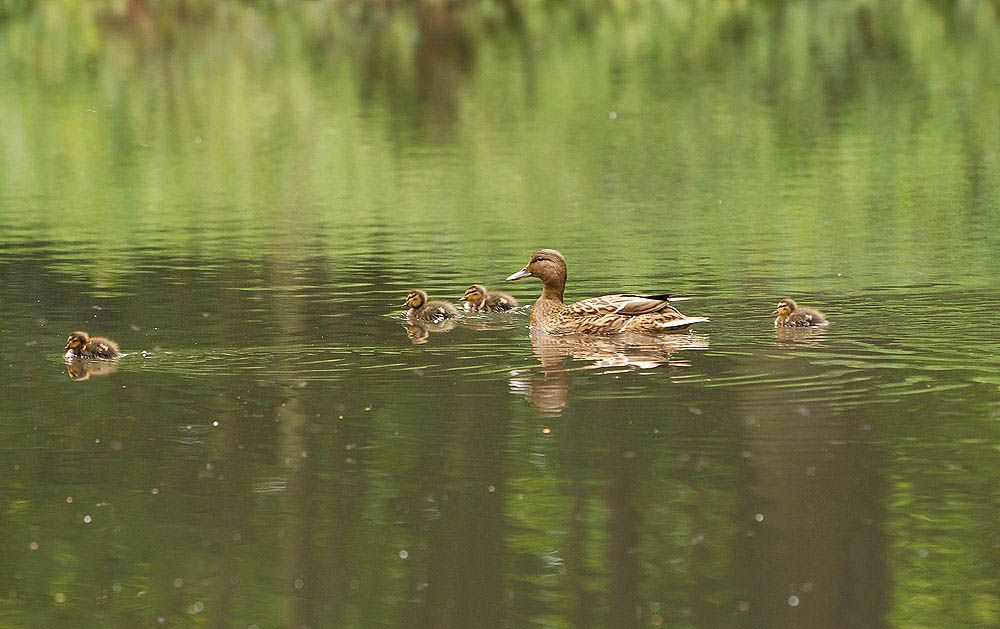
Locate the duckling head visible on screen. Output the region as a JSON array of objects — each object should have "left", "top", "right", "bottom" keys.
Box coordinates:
[
  {"left": 405, "top": 289, "right": 428, "bottom": 310},
  {"left": 463, "top": 284, "right": 487, "bottom": 307},
  {"left": 773, "top": 299, "right": 797, "bottom": 317},
  {"left": 506, "top": 249, "right": 567, "bottom": 287},
  {"left": 64, "top": 331, "right": 90, "bottom": 353}
]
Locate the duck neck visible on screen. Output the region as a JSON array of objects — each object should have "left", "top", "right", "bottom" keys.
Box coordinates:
[{"left": 540, "top": 280, "right": 565, "bottom": 303}]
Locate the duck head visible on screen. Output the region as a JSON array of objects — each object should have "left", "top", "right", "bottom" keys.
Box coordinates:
[
  {"left": 773, "top": 298, "right": 797, "bottom": 317},
  {"left": 506, "top": 249, "right": 567, "bottom": 287},
  {"left": 405, "top": 289, "right": 428, "bottom": 310},
  {"left": 64, "top": 331, "right": 90, "bottom": 353}
]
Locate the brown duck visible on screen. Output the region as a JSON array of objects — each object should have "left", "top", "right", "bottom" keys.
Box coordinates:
[
  {"left": 505, "top": 249, "right": 709, "bottom": 334},
  {"left": 64, "top": 331, "right": 121, "bottom": 359},
  {"left": 462, "top": 284, "right": 519, "bottom": 312},
  {"left": 405, "top": 289, "right": 461, "bottom": 323},
  {"left": 772, "top": 298, "right": 828, "bottom": 327}
]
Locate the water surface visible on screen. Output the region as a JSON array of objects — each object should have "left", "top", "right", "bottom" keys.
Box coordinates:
[{"left": 1, "top": 2, "right": 999, "bottom": 627}]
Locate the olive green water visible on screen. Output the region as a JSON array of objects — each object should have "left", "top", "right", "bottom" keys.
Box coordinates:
[{"left": 1, "top": 2, "right": 999, "bottom": 627}]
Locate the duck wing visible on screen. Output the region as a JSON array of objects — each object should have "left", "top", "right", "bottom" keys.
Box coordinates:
[
  {"left": 798, "top": 308, "right": 828, "bottom": 326},
  {"left": 567, "top": 293, "right": 685, "bottom": 317}
]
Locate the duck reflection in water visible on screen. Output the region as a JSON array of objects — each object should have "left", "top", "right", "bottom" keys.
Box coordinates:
[
  {"left": 65, "top": 357, "right": 120, "bottom": 381},
  {"left": 404, "top": 320, "right": 457, "bottom": 345},
  {"left": 460, "top": 309, "right": 526, "bottom": 333},
  {"left": 776, "top": 324, "right": 829, "bottom": 347},
  {"left": 510, "top": 330, "right": 709, "bottom": 413}
]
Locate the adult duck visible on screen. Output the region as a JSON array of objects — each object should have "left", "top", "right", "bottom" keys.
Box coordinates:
[{"left": 505, "top": 249, "right": 708, "bottom": 334}]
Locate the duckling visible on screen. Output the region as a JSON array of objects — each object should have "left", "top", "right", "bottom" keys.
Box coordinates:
[
  {"left": 404, "top": 289, "right": 461, "bottom": 323},
  {"left": 462, "top": 284, "right": 519, "bottom": 312},
  {"left": 772, "top": 298, "right": 828, "bottom": 327},
  {"left": 64, "top": 331, "right": 121, "bottom": 359},
  {"left": 506, "top": 249, "right": 709, "bottom": 335}
]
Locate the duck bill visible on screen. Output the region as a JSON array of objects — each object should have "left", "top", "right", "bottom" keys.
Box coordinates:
[
  {"left": 63, "top": 345, "right": 71, "bottom": 351},
  {"left": 771, "top": 309, "right": 779, "bottom": 316},
  {"left": 506, "top": 267, "right": 531, "bottom": 282}
]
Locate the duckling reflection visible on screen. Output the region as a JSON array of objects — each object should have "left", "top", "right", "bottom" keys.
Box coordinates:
[
  {"left": 404, "top": 320, "right": 457, "bottom": 345},
  {"left": 65, "top": 357, "right": 120, "bottom": 381},
  {"left": 460, "top": 309, "right": 526, "bottom": 333},
  {"left": 510, "top": 330, "right": 709, "bottom": 413},
  {"left": 776, "top": 324, "right": 830, "bottom": 347}
]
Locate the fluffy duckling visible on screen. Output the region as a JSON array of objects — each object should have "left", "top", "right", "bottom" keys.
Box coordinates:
[
  {"left": 404, "top": 289, "right": 461, "bottom": 323},
  {"left": 64, "top": 331, "right": 121, "bottom": 359},
  {"left": 772, "top": 298, "right": 828, "bottom": 327},
  {"left": 462, "top": 284, "right": 519, "bottom": 312},
  {"left": 506, "top": 249, "right": 709, "bottom": 335}
]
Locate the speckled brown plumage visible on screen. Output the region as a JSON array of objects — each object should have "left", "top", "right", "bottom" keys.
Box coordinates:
[
  {"left": 405, "top": 289, "right": 461, "bottom": 323},
  {"left": 773, "top": 298, "right": 828, "bottom": 327},
  {"left": 506, "top": 249, "right": 709, "bottom": 335},
  {"left": 64, "top": 331, "right": 121, "bottom": 359},
  {"left": 462, "top": 284, "right": 519, "bottom": 312}
]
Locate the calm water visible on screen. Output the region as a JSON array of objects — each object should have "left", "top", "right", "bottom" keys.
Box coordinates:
[{"left": 1, "top": 2, "right": 999, "bottom": 627}]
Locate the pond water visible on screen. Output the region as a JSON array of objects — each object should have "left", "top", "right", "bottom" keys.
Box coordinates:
[{"left": 1, "top": 2, "right": 999, "bottom": 627}]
